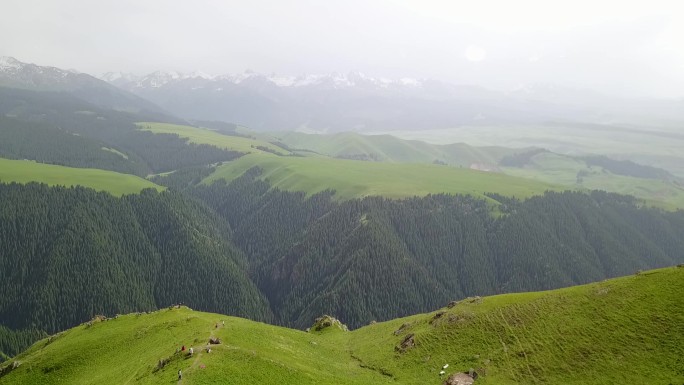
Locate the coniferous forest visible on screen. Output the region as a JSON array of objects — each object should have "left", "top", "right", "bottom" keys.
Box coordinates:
[{"left": 2, "top": 167, "right": 683, "bottom": 358}]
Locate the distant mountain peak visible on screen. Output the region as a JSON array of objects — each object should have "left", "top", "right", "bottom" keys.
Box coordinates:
[
  {"left": 0, "top": 56, "right": 23, "bottom": 70},
  {"left": 0, "top": 56, "right": 170, "bottom": 115},
  {"left": 100, "top": 67, "right": 427, "bottom": 90}
]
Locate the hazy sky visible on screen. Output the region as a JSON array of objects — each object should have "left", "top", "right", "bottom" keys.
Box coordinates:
[{"left": 1, "top": 0, "right": 683, "bottom": 97}]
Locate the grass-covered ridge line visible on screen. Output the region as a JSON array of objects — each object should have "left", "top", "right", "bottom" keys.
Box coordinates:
[
  {"left": 502, "top": 152, "right": 684, "bottom": 210},
  {"left": 204, "top": 153, "right": 559, "bottom": 201},
  {"left": 136, "top": 122, "right": 559, "bottom": 200},
  {"left": 3, "top": 266, "right": 682, "bottom": 384},
  {"left": 0, "top": 158, "right": 162, "bottom": 196},
  {"left": 274, "top": 131, "right": 517, "bottom": 165},
  {"left": 137, "top": 122, "right": 292, "bottom": 155}
]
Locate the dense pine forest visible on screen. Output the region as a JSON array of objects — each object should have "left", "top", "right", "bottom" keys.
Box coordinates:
[
  {"left": 192, "top": 169, "right": 684, "bottom": 328},
  {"left": 2, "top": 169, "right": 683, "bottom": 358}
]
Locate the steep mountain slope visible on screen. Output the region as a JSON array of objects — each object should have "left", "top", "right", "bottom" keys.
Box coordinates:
[
  {"left": 0, "top": 88, "right": 242, "bottom": 175},
  {"left": 0, "top": 116, "right": 148, "bottom": 176},
  {"left": 0, "top": 183, "right": 272, "bottom": 336},
  {"left": 0, "top": 57, "right": 169, "bottom": 115},
  {"left": 193, "top": 172, "right": 684, "bottom": 328},
  {"left": 2, "top": 267, "right": 682, "bottom": 384}
]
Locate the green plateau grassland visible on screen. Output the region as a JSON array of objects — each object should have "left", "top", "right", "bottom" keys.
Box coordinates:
[
  {"left": 2, "top": 267, "right": 682, "bottom": 385},
  {"left": 273, "top": 131, "right": 517, "bottom": 166},
  {"left": 503, "top": 152, "right": 684, "bottom": 210},
  {"left": 376, "top": 124, "right": 684, "bottom": 178},
  {"left": 0, "top": 158, "right": 162, "bottom": 196},
  {"left": 137, "top": 122, "right": 293, "bottom": 155},
  {"left": 134, "top": 122, "right": 559, "bottom": 201},
  {"left": 204, "top": 153, "right": 559, "bottom": 201},
  {"left": 136, "top": 122, "right": 683, "bottom": 208}
]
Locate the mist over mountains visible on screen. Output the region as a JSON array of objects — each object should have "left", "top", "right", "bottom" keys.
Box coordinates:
[
  {"left": 100, "top": 64, "right": 684, "bottom": 133},
  {"left": 3, "top": 56, "right": 683, "bottom": 134}
]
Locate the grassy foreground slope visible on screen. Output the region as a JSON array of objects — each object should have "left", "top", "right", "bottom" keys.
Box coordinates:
[
  {"left": 204, "top": 153, "right": 558, "bottom": 200},
  {"left": 0, "top": 158, "right": 162, "bottom": 196},
  {"left": 3, "top": 267, "right": 682, "bottom": 384}
]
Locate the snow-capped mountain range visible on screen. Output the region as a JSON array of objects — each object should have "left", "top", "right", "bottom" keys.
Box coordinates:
[
  {"left": 100, "top": 69, "right": 426, "bottom": 90},
  {"left": 0, "top": 56, "right": 83, "bottom": 89},
  {"left": 3, "top": 56, "right": 683, "bottom": 133},
  {"left": 0, "top": 56, "right": 170, "bottom": 115}
]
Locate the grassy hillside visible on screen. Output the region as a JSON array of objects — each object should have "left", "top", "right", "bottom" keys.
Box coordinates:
[
  {"left": 134, "top": 122, "right": 684, "bottom": 208},
  {"left": 0, "top": 158, "right": 162, "bottom": 196},
  {"left": 502, "top": 152, "right": 684, "bottom": 210},
  {"left": 275, "top": 131, "right": 517, "bottom": 166},
  {"left": 204, "top": 153, "right": 559, "bottom": 201},
  {"left": 134, "top": 122, "right": 558, "bottom": 200},
  {"left": 2, "top": 266, "right": 682, "bottom": 384},
  {"left": 379, "top": 123, "right": 684, "bottom": 178},
  {"left": 138, "top": 122, "right": 292, "bottom": 155}
]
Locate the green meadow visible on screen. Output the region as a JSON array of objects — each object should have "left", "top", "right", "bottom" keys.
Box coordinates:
[
  {"left": 137, "top": 122, "right": 291, "bottom": 155},
  {"left": 3, "top": 266, "right": 682, "bottom": 384},
  {"left": 502, "top": 152, "right": 684, "bottom": 210},
  {"left": 274, "top": 131, "right": 515, "bottom": 165},
  {"left": 136, "top": 122, "right": 684, "bottom": 208},
  {"left": 204, "top": 153, "right": 559, "bottom": 201},
  {"left": 133, "top": 122, "right": 558, "bottom": 200},
  {"left": 0, "top": 158, "right": 162, "bottom": 196}
]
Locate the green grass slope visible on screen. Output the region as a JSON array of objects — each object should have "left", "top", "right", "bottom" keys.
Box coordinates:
[
  {"left": 204, "top": 153, "right": 559, "bottom": 201},
  {"left": 0, "top": 158, "right": 162, "bottom": 196},
  {"left": 275, "top": 131, "right": 517, "bottom": 166},
  {"left": 136, "top": 123, "right": 556, "bottom": 200},
  {"left": 138, "top": 122, "right": 292, "bottom": 155},
  {"left": 3, "top": 267, "right": 682, "bottom": 384},
  {"left": 503, "top": 152, "right": 684, "bottom": 210}
]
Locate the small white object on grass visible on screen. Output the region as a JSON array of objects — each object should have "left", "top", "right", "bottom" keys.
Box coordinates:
[
  {"left": 439, "top": 370, "right": 445, "bottom": 375},
  {"left": 443, "top": 364, "right": 449, "bottom": 369}
]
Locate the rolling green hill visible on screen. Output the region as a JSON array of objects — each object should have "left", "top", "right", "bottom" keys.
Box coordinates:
[
  {"left": 2, "top": 266, "right": 682, "bottom": 385},
  {"left": 138, "top": 122, "right": 292, "bottom": 155},
  {"left": 136, "top": 122, "right": 684, "bottom": 209},
  {"left": 501, "top": 152, "right": 684, "bottom": 210},
  {"left": 203, "top": 153, "right": 559, "bottom": 200},
  {"left": 0, "top": 158, "right": 162, "bottom": 196},
  {"left": 135, "top": 123, "right": 558, "bottom": 201},
  {"left": 274, "top": 131, "right": 517, "bottom": 166}
]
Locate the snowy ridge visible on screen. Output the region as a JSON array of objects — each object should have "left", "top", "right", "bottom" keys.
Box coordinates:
[
  {"left": 0, "top": 56, "right": 86, "bottom": 88},
  {"left": 100, "top": 68, "right": 426, "bottom": 90},
  {"left": 0, "top": 56, "right": 23, "bottom": 71}
]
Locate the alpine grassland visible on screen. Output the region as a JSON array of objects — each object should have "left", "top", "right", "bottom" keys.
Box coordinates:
[
  {"left": 502, "top": 152, "right": 684, "bottom": 210},
  {"left": 0, "top": 158, "right": 162, "bottom": 196},
  {"left": 2, "top": 267, "right": 682, "bottom": 384},
  {"left": 137, "top": 122, "right": 292, "bottom": 155},
  {"left": 203, "top": 153, "right": 559, "bottom": 200}
]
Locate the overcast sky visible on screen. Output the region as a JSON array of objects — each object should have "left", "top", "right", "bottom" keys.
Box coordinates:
[{"left": 1, "top": 0, "right": 683, "bottom": 97}]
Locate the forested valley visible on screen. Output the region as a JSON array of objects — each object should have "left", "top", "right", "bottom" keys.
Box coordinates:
[
  {"left": 1, "top": 78, "right": 683, "bottom": 365},
  {"left": 2, "top": 167, "right": 683, "bottom": 358}
]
